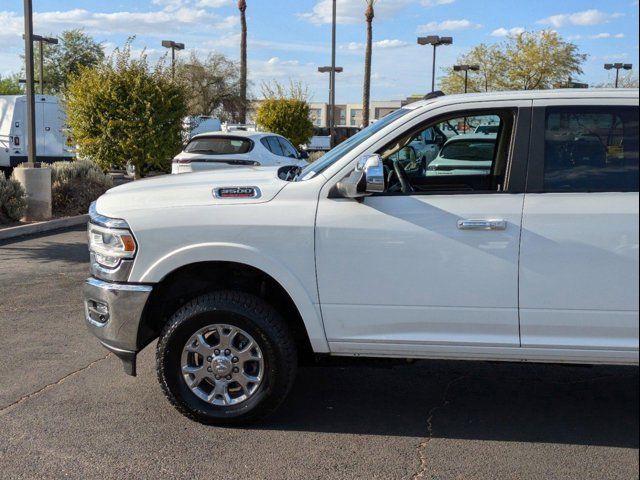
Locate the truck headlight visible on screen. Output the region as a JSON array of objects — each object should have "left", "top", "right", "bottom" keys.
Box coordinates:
[
  {"left": 88, "top": 202, "right": 137, "bottom": 269},
  {"left": 88, "top": 223, "right": 136, "bottom": 268}
]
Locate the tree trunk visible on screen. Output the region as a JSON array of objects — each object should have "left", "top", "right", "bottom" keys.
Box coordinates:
[
  {"left": 238, "top": 0, "right": 248, "bottom": 124},
  {"left": 362, "top": 4, "right": 374, "bottom": 128}
]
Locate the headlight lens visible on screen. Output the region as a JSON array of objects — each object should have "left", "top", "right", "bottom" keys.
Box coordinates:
[{"left": 88, "top": 223, "right": 137, "bottom": 269}]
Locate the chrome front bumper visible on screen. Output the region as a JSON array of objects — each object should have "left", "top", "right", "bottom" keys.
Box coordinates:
[{"left": 83, "top": 277, "right": 152, "bottom": 375}]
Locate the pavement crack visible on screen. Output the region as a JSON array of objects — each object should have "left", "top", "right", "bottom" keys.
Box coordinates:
[
  {"left": 0, "top": 353, "right": 112, "bottom": 413},
  {"left": 412, "top": 375, "right": 468, "bottom": 480}
]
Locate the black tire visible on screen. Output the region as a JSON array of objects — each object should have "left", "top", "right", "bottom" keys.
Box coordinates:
[{"left": 156, "top": 290, "right": 297, "bottom": 425}]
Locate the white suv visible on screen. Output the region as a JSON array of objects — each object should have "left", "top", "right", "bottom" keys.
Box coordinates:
[
  {"left": 171, "top": 131, "right": 308, "bottom": 174},
  {"left": 84, "top": 89, "right": 639, "bottom": 425}
]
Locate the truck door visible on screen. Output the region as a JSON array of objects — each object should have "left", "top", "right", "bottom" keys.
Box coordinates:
[
  {"left": 43, "top": 100, "right": 64, "bottom": 157},
  {"left": 315, "top": 102, "right": 531, "bottom": 354},
  {"left": 35, "top": 99, "right": 45, "bottom": 157},
  {"left": 520, "top": 99, "right": 639, "bottom": 354}
]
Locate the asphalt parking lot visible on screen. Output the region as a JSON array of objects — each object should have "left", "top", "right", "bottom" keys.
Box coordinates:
[{"left": 0, "top": 227, "right": 638, "bottom": 480}]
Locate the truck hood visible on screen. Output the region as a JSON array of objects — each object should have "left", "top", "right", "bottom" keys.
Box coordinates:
[{"left": 96, "top": 166, "right": 288, "bottom": 218}]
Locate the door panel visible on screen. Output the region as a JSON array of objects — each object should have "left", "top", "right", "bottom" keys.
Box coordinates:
[
  {"left": 35, "top": 102, "right": 45, "bottom": 155},
  {"left": 316, "top": 193, "right": 524, "bottom": 347},
  {"left": 520, "top": 100, "right": 639, "bottom": 351},
  {"left": 519, "top": 192, "right": 639, "bottom": 349},
  {"left": 43, "top": 101, "right": 64, "bottom": 156}
]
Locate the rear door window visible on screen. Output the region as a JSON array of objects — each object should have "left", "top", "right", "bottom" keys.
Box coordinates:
[
  {"left": 277, "top": 137, "right": 299, "bottom": 158},
  {"left": 185, "top": 137, "right": 253, "bottom": 155},
  {"left": 265, "top": 136, "right": 284, "bottom": 156},
  {"left": 543, "top": 106, "right": 639, "bottom": 192}
]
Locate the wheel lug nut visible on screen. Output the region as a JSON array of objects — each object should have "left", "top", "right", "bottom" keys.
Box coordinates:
[
  {"left": 226, "top": 375, "right": 232, "bottom": 380},
  {"left": 214, "top": 349, "right": 220, "bottom": 355},
  {"left": 215, "top": 375, "right": 220, "bottom": 380},
  {"left": 207, "top": 367, "right": 212, "bottom": 372},
  {"left": 224, "top": 349, "right": 231, "bottom": 356},
  {"left": 233, "top": 367, "right": 239, "bottom": 373},
  {"left": 206, "top": 356, "right": 212, "bottom": 362},
  {"left": 232, "top": 356, "right": 238, "bottom": 363}
]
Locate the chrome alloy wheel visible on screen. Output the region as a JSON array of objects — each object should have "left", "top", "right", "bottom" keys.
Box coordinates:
[{"left": 180, "top": 324, "right": 264, "bottom": 406}]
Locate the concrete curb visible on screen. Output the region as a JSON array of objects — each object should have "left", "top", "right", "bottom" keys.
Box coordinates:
[{"left": 0, "top": 214, "right": 88, "bottom": 242}]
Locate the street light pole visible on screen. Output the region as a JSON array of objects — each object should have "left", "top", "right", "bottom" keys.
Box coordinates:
[
  {"left": 162, "top": 40, "right": 185, "bottom": 80},
  {"left": 26, "top": 35, "right": 58, "bottom": 95},
  {"left": 23, "top": 0, "right": 36, "bottom": 165},
  {"left": 15, "top": 0, "right": 52, "bottom": 221},
  {"left": 418, "top": 35, "right": 453, "bottom": 93},
  {"left": 330, "top": 0, "right": 337, "bottom": 147},
  {"left": 453, "top": 64, "right": 480, "bottom": 93},
  {"left": 318, "top": 66, "right": 343, "bottom": 144},
  {"left": 604, "top": 63, "right": 633, "bottom": 88}
]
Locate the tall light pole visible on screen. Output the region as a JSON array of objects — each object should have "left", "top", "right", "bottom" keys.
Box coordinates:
[
  {"left": 23, "top": 0, "right": 36, "bottom": 165},
  {"left": 161, "top": 40, "right": 185, "bottom": 80},
  {"left": 417, "top": 35, "right": 453, "bottom": 92},
  {"left": 453, "top": 64, "right": 479, "bottom": 93},
  {"left": 318, "top": 66, "right": 343, "bottom": 142},
  {"left": 604, "top": 63, "right": 633, "bottom": 88},
  {"left": 16, "top": 0, "right": 52, "bottom": 221},
  {"left": 330, "top": 0, "right": 338, "bottom": 147},
  {"left": 23, "top": 34, "right": 58, "bottom": 94}
]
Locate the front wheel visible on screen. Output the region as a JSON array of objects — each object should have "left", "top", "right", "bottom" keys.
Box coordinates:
[{"left": 156, "top": 291, "right": 297, "bottom": 425}]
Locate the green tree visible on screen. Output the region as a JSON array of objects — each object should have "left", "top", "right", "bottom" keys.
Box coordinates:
[
  {"left": 65, "top": 42, "right": 187, "bottom": 179},
  {"left": 361, "top": 0, "right": 376, "bottom": 127},
  {"left": 176, "top": 52, "right": 247, "bottom": 121},
  {"left": 37, "top": 29, "right": 105, "bottom": 95},
  {"left": 441, "top": 30, "right": 586, "bottom": 93},
  {"left": 0, "top": 74, "right": 22, "bottom": 95},
  {"left": 256, "top": 81, "right": 314, "bottom": 147}
]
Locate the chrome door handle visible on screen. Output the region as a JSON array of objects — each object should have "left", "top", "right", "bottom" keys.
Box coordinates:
[{"left": 457, "top": 219, "right": 507, "bottom": 231}]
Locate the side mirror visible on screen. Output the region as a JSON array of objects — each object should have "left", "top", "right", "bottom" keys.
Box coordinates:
[{"left": 335, "top": 154, "right": 386, "bottom": 199}]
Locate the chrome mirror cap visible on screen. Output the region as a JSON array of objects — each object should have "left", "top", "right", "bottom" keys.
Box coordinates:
[
  {"left": 335, "top": 154, "right": 387, "bottom": 199},
  {"left": 356, "top": 154, "right": 385, "bottom": 194}
]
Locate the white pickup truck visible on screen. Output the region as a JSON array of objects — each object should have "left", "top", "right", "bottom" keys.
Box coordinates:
[{"left": 84, "top": 89, "right": 639, "bottom": 425}]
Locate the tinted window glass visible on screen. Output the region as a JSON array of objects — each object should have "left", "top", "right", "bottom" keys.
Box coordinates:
[
  {"left": 544, "top": 106, "right": 639, "bottom": 192},
  {"left": 266, "top": 136, "right": 284, "bottom": 156},
  {"left": 185, "top": 136, "right": 252, "bottom": 154},
  {"left": 277, "top": 137, "right": 299, "bottom": 158}
]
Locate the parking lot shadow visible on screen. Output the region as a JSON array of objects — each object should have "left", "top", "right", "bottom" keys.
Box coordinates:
[
  {"left": 258, "top": 359, "right": 638, "bottom": 449},
  {"left": 0, "top": 227, "right": 88, "bottom": 264}
]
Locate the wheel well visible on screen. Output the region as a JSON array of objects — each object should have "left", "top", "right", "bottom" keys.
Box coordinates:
[{"left": 139, "top": 261, "right": 314, "bottom": 362}]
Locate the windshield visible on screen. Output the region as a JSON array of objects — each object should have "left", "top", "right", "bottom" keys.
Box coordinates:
[
  {"left": 185, "top": 136, "right": 253, "bottom": 155},
  {"left": 297, "top": 108, "right": 411, "bottom": 180}
]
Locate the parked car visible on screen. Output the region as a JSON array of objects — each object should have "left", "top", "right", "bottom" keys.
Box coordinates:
[
  {"left": 474, "top": 124, "right": 500, "bottom": 135},
  {"left": 0, "top": 95, "right": 74, "bottom": 176},
  {"left": 426, "top": 133, "right": 497, "bottom": 176},
  {"left": 305, "top": 126, "right": 361, "bottom": 153},
  {"left": 84, "top": 89, "right": 638, "bottom": 425},
  {"left": 171, "top": 131, "right": 308, "bottom": 174}
]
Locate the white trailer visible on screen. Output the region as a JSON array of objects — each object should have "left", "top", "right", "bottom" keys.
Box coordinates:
[{"left": 0, "top": 95, "right": 74, "bottom": 174}]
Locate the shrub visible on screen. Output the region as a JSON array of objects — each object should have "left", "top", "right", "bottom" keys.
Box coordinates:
[
  {"left": 65, "top": 40, "right": 188, "bottom": 178},
  {"left": 47, "top": 160, "right": 113, "bottom": 216},
  {"left": 256, "top": 80, "right": 314, "bottom": 148},
  {"left": 0, "top": 177, "right": 27, "bottom": 223}
]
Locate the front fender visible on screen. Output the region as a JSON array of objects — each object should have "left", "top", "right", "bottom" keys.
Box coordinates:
[{"left": 137, "top": 242, "right": 329, "bottom": 353}]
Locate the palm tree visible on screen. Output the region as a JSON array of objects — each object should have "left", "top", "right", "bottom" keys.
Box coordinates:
[
  {"left": 238, "top": 0, "right": 248, "bottom": 124},
  {"left": 361, "top": 0, "right": 376, "bottom": 127}
]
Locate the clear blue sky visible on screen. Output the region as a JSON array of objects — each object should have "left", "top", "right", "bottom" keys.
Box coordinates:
[{"left": 1, "top": 0, "right": 638, "bottom": 102}]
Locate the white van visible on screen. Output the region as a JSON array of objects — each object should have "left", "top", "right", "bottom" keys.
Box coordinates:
[{"left": 0, "top": 95, "right": 74, "bottom": 174}]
